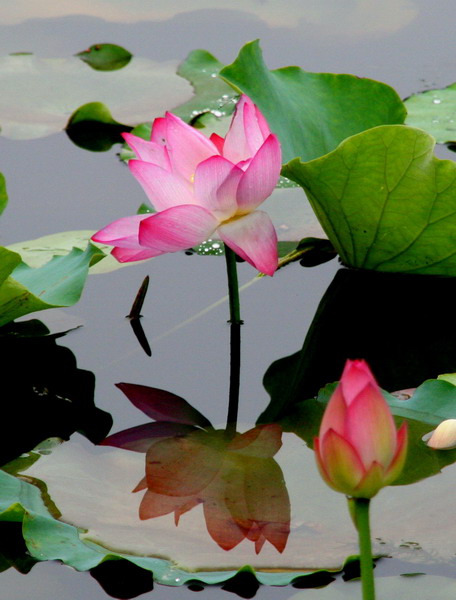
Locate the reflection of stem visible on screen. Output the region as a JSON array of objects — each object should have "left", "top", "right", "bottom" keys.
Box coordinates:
[
  {"left": 226, "top": 322, "right": 241, "bottom": 437},
  {"left": 349, "top": 497, "right": 376, "bottom": 600},
  {"left": 224, "top": 245, "right": 242, "bottom": 437}
]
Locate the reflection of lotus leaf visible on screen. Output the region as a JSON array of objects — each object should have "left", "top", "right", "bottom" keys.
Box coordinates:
[{"left": 0, "top": 55, "right": 191, "bottom": 140}]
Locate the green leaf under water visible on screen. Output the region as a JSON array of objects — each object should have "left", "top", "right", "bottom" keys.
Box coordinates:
[
  {"left": 405, "top": 83, "right": 456, "bottom": 144},
  {"left": 220, "top": 40, "right": 406, "bottom": 163},
  {"left": 76, "top": 44, "right": 132, "bottom": 71},
  {"left": 283, "top": 125, "right": 456, "bottom": 275}
]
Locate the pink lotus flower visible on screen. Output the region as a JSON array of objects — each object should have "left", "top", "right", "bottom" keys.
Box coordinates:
[
  {"left": 92, "top": 95, "right": 282, "bottom": 276},
  {"left": 314, "top": 360, "right": 408, "bottom": 498}
]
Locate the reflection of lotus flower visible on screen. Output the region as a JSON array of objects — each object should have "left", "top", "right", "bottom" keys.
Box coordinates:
[
  {"left": 102, "top": 383, "right": 290, "bottom": 553},
  {"left": 314, "top": 360, "right": 408, "bottom": 498},
  {"left": 92, "top": 95, "right": 281, "bottom": 276}
]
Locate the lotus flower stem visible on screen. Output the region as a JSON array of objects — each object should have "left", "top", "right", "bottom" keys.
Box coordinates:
[
  {"left": 224, "top": 244, "right": 242, "bottom": 437},
  {"left": 224, "top": 245, "right": 241, "bottom": 326},
  {"left": 350, "top": 497, "right": 376, "bottom": 600}
]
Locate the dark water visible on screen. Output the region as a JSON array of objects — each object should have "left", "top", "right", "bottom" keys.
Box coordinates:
[{"left": 1, "top": 2, "right": 456, "bottom": 598}]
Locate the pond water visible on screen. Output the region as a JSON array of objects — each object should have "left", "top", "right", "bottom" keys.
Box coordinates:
[{"left": 1, "top": 2, "right": 456, "bottom": 599}]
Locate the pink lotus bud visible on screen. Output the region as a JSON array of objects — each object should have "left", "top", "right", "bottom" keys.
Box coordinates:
[{"left": 314, "top": 360, "right": 408, "bottom": 498}]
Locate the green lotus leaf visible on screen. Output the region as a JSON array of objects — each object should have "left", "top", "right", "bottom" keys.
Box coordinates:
[
  {"left": 283, "top": 125, "right": 456, "bottom": 275},
  {"left": 173, "top": 49, "right": 238, "bottom": 123},
  {"left": 220, "top": 40, "right": 406, "bottom": 163},
  {"left": 76, "top": 44, "right": 132, "bottom": 71},
  {"left": 6, "top": 231, "right": 129, "bottom": 274},
  {"left": 405, "top": 83, "right": 456, "bottom": 144},
  {"left": 0, "top": 244, "right": 103, "bottom": 326}
]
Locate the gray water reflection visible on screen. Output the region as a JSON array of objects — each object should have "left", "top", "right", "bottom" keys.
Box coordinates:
[{"left": 0, "top": 1, "right": 454, "bottom": 97}]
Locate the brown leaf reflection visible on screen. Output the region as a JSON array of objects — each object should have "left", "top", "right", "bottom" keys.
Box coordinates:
[{"left": 133, "top": 424, "right": 290, "bottom": 553}]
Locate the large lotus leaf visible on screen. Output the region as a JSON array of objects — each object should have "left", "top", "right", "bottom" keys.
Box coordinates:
[
  {"left": 0, "top": 244, "right": 102, "bottom": 326},
  {"left": 13, "top": 432, "right": 456, "bottom": 583},
  {"left": 4, "top": 443, "right": 340, "bottom": 586},
  {"left": 290, "top": 575, "right": 456, "bottom": 599},
  {"left": 405, "top": 83, "right": 456, "bottom": 144},
  {"left": 0, "top": 54, "right": 191, "bottom": 140},
  {"left": 172, "top": 49, "right": 238, "bottom": 123},
  {"left": 220, "top": 41, "right": 406, "bottom": 163},
  {"left": 283, "top": 125, "right": 456, "bottom": 275},
  {"left": 387, "top": 379, "right": 456, "bottom": 426},
  {"left": 6, "top": 231, "right": 130, "bottom": 274}
]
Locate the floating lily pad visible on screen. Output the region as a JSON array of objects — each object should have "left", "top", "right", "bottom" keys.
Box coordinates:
[
  {"left": 405, "top": 83, "right": 456, "bottom": 144},
  {"left": 10, "top": 428, "right": 456, "bottom": 586},
  {"left": 76, "top": 44, "right": 132, "bottom": 71},
  {"left": 4, "top": 436, "right": 343, "bottom": 586},
  {"left": 0, "top": 54, "right": 191, "bottom": 140},
  {"left": 220, "top": 40, "right": 406, "bottom": 163},
  {"left": 283, "top": 125, "right": 456, "bottom": 276}
]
